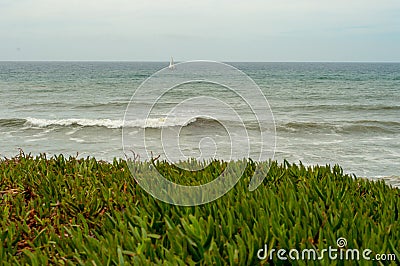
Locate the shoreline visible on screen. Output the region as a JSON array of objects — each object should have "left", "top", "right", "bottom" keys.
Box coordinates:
[{"left": 2, "top": 151, "right": 399, "bottom": 188}]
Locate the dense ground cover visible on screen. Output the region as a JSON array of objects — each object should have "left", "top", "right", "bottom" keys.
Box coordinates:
[{"left": 0, "top": 152, "right": 399, "bottom": 265}]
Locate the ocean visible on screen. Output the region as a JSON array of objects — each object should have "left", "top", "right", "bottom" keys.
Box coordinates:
[{"left": 0, "top": 61, "right": 399, "bottom": 187}]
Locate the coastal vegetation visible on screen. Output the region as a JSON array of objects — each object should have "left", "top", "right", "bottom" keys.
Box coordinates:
[{"left": 0, "top": 152, "right": 399, "bottom": 265}]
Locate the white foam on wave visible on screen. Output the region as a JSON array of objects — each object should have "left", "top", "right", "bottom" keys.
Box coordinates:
[
  {"left": 25, "top": 117, "right": 124, "bottom": 129},
  {"left": 69, "top": 137, "right": 85, "bottom": 143},
  {"left": 25, "top": 117, "right": 198, "bottom": 129},
  {"left": 142, "top": 117, "right": 197, "bottom": 128},
  {"left": 25, "top": 137, "right": 49, "bottom": 143}
]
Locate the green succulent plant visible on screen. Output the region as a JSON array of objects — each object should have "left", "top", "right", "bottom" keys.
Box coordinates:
[{"left": 0, "top": 152, "right": 398, "bottom": 265}]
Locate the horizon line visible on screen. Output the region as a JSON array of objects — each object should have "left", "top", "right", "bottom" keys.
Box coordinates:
[{"left": 1, "top": 60, "right": 400, "bottom": 63}]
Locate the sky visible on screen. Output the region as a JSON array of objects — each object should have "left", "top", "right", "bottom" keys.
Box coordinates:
[{"left": 1, "top": 0, "right": 400, "bottom": 62}]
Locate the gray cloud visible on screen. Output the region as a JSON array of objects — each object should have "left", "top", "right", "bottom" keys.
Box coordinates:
[{"left": 1, "top": 0, "right": 399, "bottom": 61}]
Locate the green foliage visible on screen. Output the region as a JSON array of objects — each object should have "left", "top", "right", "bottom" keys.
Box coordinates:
[{"left": 0, "top": 152, "right": 399, "bottom": 265}]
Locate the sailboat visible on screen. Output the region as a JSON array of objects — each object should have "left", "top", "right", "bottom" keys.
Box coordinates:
[{"left": 168, "top": 56, "right": 175, "bottom": 69}]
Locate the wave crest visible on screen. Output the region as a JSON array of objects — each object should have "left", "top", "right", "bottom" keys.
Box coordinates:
[
  {"left": 17, "top": 117, "right": 212, "bottom": 129},
  {"left": 278, "top": 120, "right": 400, "bottom": 134}
]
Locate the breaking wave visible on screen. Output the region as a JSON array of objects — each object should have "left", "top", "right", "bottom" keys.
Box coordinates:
[{"left": 0, "top": 117, "right": 226, "bottom": 129}]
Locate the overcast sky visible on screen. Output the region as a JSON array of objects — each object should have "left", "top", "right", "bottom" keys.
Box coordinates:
[{"left": 1, "top": 0, "right": 399, "bottom": 61}]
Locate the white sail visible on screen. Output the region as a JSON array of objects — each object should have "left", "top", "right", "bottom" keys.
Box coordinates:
[{"left": 168, "top": 56, "right": 175, "bottom": 69}]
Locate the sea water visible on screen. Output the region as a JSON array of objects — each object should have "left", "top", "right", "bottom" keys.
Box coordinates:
[{"left": 0, "top": 62, "right": 399, "bottom": 187}]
